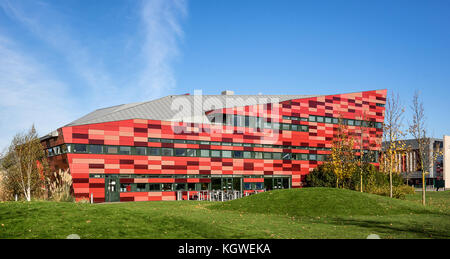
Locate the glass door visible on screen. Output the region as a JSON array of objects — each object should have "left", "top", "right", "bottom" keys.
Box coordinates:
[{"left": 105, "top": 175, "right": 120, "bottom": 202}]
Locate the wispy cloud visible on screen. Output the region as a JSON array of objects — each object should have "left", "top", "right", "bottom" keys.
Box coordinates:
[
  {"left": 0, "top": 0, "right": 188, "bottom": 150},
  {"left": 138, "top": 0, "right": 187, "bottom": 98},
  {"left": 0, "top": 35, "right": 76, "bottom": 150}
]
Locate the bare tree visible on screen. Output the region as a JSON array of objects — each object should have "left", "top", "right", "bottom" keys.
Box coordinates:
[
  {"left": 383, "top": 91, "right": 406, "bottom": 198},
  {"left": 408, "top": 91, "right": 429, "bottom": 205}
]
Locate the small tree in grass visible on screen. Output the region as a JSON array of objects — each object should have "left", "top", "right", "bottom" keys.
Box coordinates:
[{"left": 331, "top": 118, "right": 357, "bottom": 188}]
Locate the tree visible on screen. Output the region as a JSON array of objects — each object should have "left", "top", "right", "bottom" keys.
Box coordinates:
[
  {"left": 408, "top": 91, "right": 429, "bottom": 205},
  {"left": 0, "top": 125, "right": 46, "bottom": 201},
  {"left": 331, "top": 117, "right": 357, "bottom": 188},
  {"left": 382, "top": 91, "right": 406, "bottom": 198}
]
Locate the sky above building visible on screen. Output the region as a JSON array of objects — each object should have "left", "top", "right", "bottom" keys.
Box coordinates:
[{"left": 0, "top": 0, "right": 449, "bottom": 150}]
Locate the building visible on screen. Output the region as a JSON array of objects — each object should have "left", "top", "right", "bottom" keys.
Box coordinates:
[
  {"left": 40, "top": 89, "right": 387, "bottom": 202},
  {"left": 382, "top": 137, "right": 447, "bottom": 188}
]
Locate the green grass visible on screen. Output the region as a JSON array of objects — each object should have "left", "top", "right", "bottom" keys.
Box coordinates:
[
  {"left": 0, "top": 188, "right": 449, "bottom": 239},
  {"left": 405, "top": 190, "right": 450, "bottom": 211}
]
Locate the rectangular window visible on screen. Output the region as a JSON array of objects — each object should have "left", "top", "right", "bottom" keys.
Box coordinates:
[
  {"left": 222, "top": 142, "right": 232, "bottom": 146},
  {"left": 173, "top": 139, "right": 186, "bottom": 144},
  {"left": 222, "top": 150, "right": 232, "bottom": 158},
  {"left": 148, "top": 147, "right": 161, "bottom": 156},
  {"left": 106, "top": 146, "right": 118, "bottom": 154},
  {"left": 161, "top": 139, "right": 173, "bottom": 143},
  {"left": 232, "top": 142, "right": 243, "bottom": 146},
  {"left": 291, "top": 124, "right": 298, "bottom": 131},
  {"left": 317, "top": 116, "right": 324, "bottom": 123},
  {"left": 282, "top": 124, "right": 290, "bottom": 130},
  {"left": 282, "top": 153, "right": 291, "bottom": 160},
  {"left": 348, "top": 120, "right": 355, "bottom": 126},
  {"left": 186, "top": 149, "right": 197, "bottom": 157},
  {"left": 148, "top": 138, "right": 160, "bottom": 142},
  {"left": 325, "top": 117, "right": 332, "bottom": 124},
  {"left": 119, "top": 146, "right": 131, "bottom": 155},
  {"left": 272, "top": 123, "right": 280, "bottom": 130},
  {"left": 309, "top": 116, "right": 316, "bottom": 122},
  {"left": 186, "top": 140, "right": 196, "bottom": 144},
  {"left": 175, "top": 183, "right": 186, "bottom": 191},
  {"left": 149, "top": 184, "right": 161, "bottom": 191},
  {"left": 332, "top": 118, "right": 339, "bottom": 124},
  {"left": 161, "top": 148, "right": 173, "bottom": 156},
  {"left": 162, "top": 183, "right": 172, "bottom": 191},
  {"left": 254, "top": 152, "right": 263, "bottom": 159},
  {"left": 200, "top": 149, "right": 210, "bottom": 157},
  {"left": 317, "top": 154, "right": 325, "bottom": 161},
  {"left": 300, "top": 154, "right": 308, "bottom": 160},
  {"left": 199, "top": 141, "right": 210, "bottom": 145},
  {"left": 243, "top": 151, "right": 253, "bottom": 159},
  {"left": 175, "top": 148, "right": 186, "bottom": 156},
  {"left": 136, "top": 183, "right": 147, "bottom": 192},
  {"left": 135, "top": 147, "right": 147, "bottom": 155},
  {"left": 272, "top": 153, "right": 282, "bottom": 160},
  {"left": 301, "top": 125, "right": 309, "bottom": 132},
  {"left": 309, "top": 154, "right": 317, "bottom": 161},
  {"left": 355, "top": 120, "right": 362, "bottom": 126},
  {"left": 233, "top": 151, "right": 243, "bottom": 158},
  {"left": 263, "top": 152, "right": 272, "bottom": 159},
  {"left": 211, "top": 142, "right": 221, "bottom": 146},
  {"left": 211, "top": 150, "right": 221, "bottom": 157},
  {"left": 73, "top": 144, "right": 87, "bottom": 153}
]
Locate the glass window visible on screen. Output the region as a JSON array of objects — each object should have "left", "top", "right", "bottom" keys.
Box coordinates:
[
  {"left": 119, "top": 146, "right": 131, "bottom": 155},
  {"left": 148, "top": 147, "right": 160, "bottom": 156},
  {"left": 243, "top": 151, "right": 253, "bottom": 159},
  {"left": 317, "top": 154, "right": 325, "bottom": 161},
  {"left": 199, "top": 141, "right": 210, "bottom": 145},
  {"left": 89, "top": 145, "right": 102, "bottom": 154},
  {"left": 161, "top": 139, "right": 173, "bottom": 143},
  {"left": 136, "top": 183, "right": 147, "bottom": 192},
  {"left": 162, "top": 183, "right": 173, "bottom": 191},
  {"left": 120, "top": 184, "right": 131, "bottom": 192},
  {"left": 175, "top": 148, "right": 186, "bottom": 156},
  {"left": 301, "top": 125, "right": 309, "bottom": 132},
  {"left": 348, "top": 120, "right": 355, "bottom": 126},
  {"left": 73, "top": 144, "right": 87, "bottom": 153},
  {"left": 148, "top": 138, "right": 160, "bottom": 142},
  {"left": 272, "top": 123, "right": 280, "bottom": 130},
  {"left": 309, "top": 154, "right": 317, "bottom": 161},
  {"left": 211, "top": 142, "right": 221, "bottom": 146},
  {"left": 263, "top": 152, "right": 272, "bottom": 159},
  {"left": 272, "top": 153, "right": 282, "bottom": 160},
  {"left": 186, "top": 140, "right": 196, "bottom": 144},
  {"left": 245, "top": 116, "right": 250, "bottom": 127},
  {"left": 355, "top": 120, "right": 361, "bottom": 126},
  {"left": 105, "top": 146, "right": 118, "bottom": 154},
  {"left": 222, "top": 150, "right": 232, "bottom": 158},
  {"left": 161, "top": 148, "right": 173, "bottom": 156},
  {"left": 291, "top": 124, "right": 298, "bottom": 131},
  {"left": 233, "top": 151, "right": 243, "bottom": 158},
  {"left": 186, "top": 149, "right": 197, "bottom": 157},
  {"left": 332, "top": 118, "right": 339, "bottom": 124},
  {"left": 222, "top": 142, "right": 232, "bottom": 146},
  {"left": 175, "top": 183, "right": 186, "bottom": 191},
  {"left": 309, "top": 116, "right": 316, "bottom": 122},
  {"left": 211, "top": 150, "right": 221, "bottom": 157},
  {"left": 149, "top": 184, "right": 161, "bottom": 191},
  {"left": 135, "top": 147, "right": 147, "bottom": 155},
  {"left": 325, "top": 117, "right": 332, "bottom": 124},
  {"left": 317, "top": 116, "right": 324, "bottom": 123},
  {"left": 282, "top": 124, "right": 290, "bottom": 130},
  {"left": 254, "top": 152, "right": 263, "bottom": 159},
  {"left": 300, "top": 154, "right": 308, "bottom": 160},
  {"left": 282, "top": 153, "right": 291, "bottom": 160},
  {"left": 200, "top": 149, "right": 210, "bottom": 157},
  {"left": 173, "top": 139, "right": 186, "bottom": 144},
  {"left": 232, "top": 142, "right": 243, "bottom": 146}
]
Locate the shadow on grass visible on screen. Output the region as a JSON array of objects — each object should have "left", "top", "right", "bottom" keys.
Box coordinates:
[{"left": 328, "top": 217, "right": 450, "bottom": 239}]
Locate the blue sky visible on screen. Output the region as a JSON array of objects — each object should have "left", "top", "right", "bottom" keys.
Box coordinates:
[{"left": 0, "top": 0, "right": 449, "bottom": 150}]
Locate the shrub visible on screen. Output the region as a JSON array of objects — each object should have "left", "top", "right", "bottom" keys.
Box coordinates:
[{"left": 47, "top": 169, "right": 74, "bottom": 202}]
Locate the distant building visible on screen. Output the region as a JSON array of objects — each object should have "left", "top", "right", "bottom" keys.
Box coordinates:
[{"left": 382, "top": 137, "right": 446, "bottom": 188}]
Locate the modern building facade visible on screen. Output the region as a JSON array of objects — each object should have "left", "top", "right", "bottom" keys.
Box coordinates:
[
  {"left": 40, "top": 90, "right": 387, "bottom": 202},
  {"left": 382, "top": 137, "right": 447, "bottom": 188}
]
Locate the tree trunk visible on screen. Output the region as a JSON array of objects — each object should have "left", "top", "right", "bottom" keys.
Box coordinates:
[{"left": 422, "top": 171, "right": 426, "bottom": 206}]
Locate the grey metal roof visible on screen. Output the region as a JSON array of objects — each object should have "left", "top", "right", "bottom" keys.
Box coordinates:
[{"left": 65, "top": 94, "right": 319, "bottom": 127}]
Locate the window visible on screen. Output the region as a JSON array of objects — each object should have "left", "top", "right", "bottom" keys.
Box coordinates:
[
  {"left": 222, "top": 150, "right": 232, "bottom": 158},
  {"left": 282, "top": 153, "right": 291, "bottom": 160},
  {"left": 301, "top": 125, "right": 309, "bottom": 132},
  {"left": 136, "top": 183, "right": 146, "bottom": 192},
  {"left": 199, "top": 141, "right": 210, "bottom": 145},
  {"left": 309, "top": 154, "right": 317, "bottom": 161},
  {"left": 232, "top": 142, "right": 243, "bottom": 146},
  {"left": 120, "top": 184, "right": 131, "bottom": 192},
  {"left": 161, "top": 139, "right": 173, "bottom": 143},
  {"left": 211, "top": 150, "right": 221, "bottom": 157},
  {"left": 332, "top": 118, "right": 339, "bottom": 124},
  {"left": 317, "top": 116, "right": 324, "bottom": 123},
  {"left": 119, "top": 146, "right": 131, "bottom": 155},
  {"left": 175, "top": 148, "right": 186, "bottom": 156},
  {"left": 162, "top": 183, "right": 173, "bottom": 191},
  {"left": 348, "top": 120, "right": 355, "bottom": 126},
  {"left": 282, "top": 124, "right": 290, "bottom": 130},
  {"left": 105, "top": 146, "right": 118, "bottom": 154},
  {"left": 309, "top": 116, "right": 316, "bottom": 122},
  {"left": 135, "top": 147, "right": 147, "bottom": 155},
  {"left": 211, "top": 142, "right": 221, "bottom": 146},
  {"left": 149, "top": 147, "right": 160, "bottom": 156},
  {"left": 355, "top": 120, "right": 361, "bottom": 126},
  {"left": 148, "top": 138, "right": 160, "bottom": 142},
  {"left": 300, "top": 154, "right": 308, "bottom": 160},
  {"left": 263, "top": 152, "right": 272, "bottom": 159},
  {"left": 161, "top": 148, "right": 173, "bottom": 156},
  {"left": 317, "top": 154, "right": 325, "bottom": 161},
  {"left": 243, "top": 151, "right": 252, "bottom": 159},
  {"left": 149, "top": 184, "right": 161, "bottom": 191},
  {"left": 233, "top": 151, "right": 243, "bottom": 158},
  {"left": 186, "top": 149, "right": 197, "bottom": 157},
  {"left": 325, "top": 117, "right": 332, "bottom": 124},
  {"left": 291, "top": 125, "right": 298, "bottom": 131},
  {"left": 272, "top": 153, "right": 282, "bottom": 160},
  {"left": 272, "top": 123, "right": 280, "bottom": 130},
  {"left": 174, "top": 139, "right": 186, "bottom": 144},
  {"left": 175, "top": 183, "right": 186, "bottom": 191},
  {"left": 73, "top": 144, "right": 87, "bottom": 153},
  {"left": 186, "top": 140, "right": 196, "bottom": 144},
  {"left": 254, "top": 152, "right": 263, "bottom": 159},
  {"left": 200, "top": 149, "right": 210, "bottom": 157}
]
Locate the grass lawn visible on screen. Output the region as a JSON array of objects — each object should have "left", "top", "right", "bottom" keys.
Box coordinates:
[{"left": 0, "top": 188, "right": 449, "bottom": 239}]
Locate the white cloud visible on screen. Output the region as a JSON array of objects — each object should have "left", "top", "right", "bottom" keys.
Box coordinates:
[
  {"left": 0, "top": 36, "right": 77, "bottom": 150},
  {"left": 138, "top": 0, "right": 187, "bottom": 98}
]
